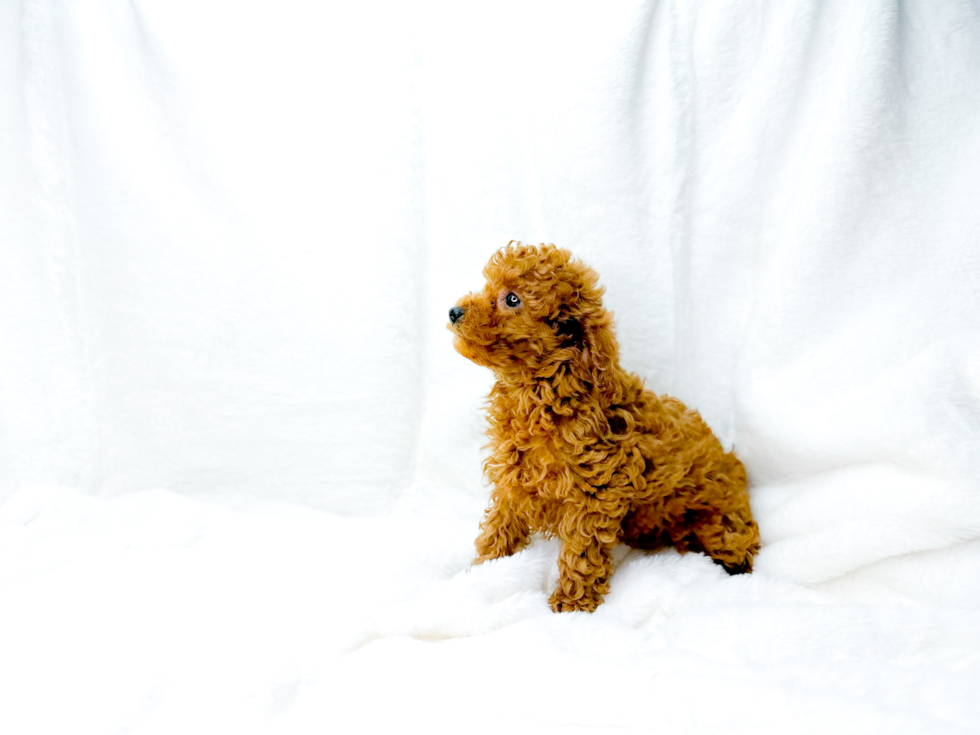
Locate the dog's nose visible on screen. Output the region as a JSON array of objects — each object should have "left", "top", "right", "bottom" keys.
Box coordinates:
[{"left": 449, "top": 306, "right": 465, "bottom": 324}]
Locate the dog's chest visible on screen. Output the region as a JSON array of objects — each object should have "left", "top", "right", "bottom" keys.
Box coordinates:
[
  {"left": 487, "top": 379, "right": 639, "bottom": 500},
  {"left": 517, "top": 440, "right": 560, "bottom": 480},
  {"left": 495, "top": 411, "right": 580, "bottom": 502},
  {"left": 508, "top": 439, "right": 568, "bottom": 532}
]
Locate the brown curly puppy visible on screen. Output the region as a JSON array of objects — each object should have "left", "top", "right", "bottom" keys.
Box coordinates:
[{"left": 448, "top": 242, "right": 759, "bottom": 612}]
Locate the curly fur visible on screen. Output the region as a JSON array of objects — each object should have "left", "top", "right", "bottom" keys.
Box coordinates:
[{"left": 449, "top": 243, "right": 759, "bottom": 612}]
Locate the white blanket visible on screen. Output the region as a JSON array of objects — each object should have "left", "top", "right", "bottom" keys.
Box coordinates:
[{"left": 2, "top": 1, "right": 979, "bottom": 732}]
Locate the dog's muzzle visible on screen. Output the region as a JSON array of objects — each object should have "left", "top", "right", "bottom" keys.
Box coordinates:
[{"left": 449, "top": 306, "right": 464, "bottom": 324}]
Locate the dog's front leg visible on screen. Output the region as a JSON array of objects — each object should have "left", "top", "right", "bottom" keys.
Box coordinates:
[
  {"left": 473, "top": 496, "right": 530, "bottom": 564},
  {"left": 550, "top": 511, "right": 620, "bottom": 612}
]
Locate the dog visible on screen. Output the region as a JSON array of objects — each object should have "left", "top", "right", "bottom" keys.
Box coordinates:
[{"left": 448, "top": 242, "right": 759, "bottom": 612}]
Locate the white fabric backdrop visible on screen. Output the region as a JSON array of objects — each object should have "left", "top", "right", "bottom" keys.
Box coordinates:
[{"left": 2, "top": 1, "right": 980, "bottom": 732}]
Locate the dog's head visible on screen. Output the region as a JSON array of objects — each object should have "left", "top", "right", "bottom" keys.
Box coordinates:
[{"left": 448, "top": 242, "right": 617, "bottom": 377}]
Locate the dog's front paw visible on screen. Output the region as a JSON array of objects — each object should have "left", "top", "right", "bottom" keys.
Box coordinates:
[
  {"left": 473, "top": 527, "right": 527, "bottom": 564},
  {"left": 473, "top": 545, "right": 519, "bottom": 565},
  {"left": 549, "top": 589, "right": 599, "bottom": 613}
]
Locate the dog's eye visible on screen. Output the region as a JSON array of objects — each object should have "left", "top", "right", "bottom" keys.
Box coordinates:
[{"left": 504, "top": 293, "right": 521, "bottom": 308}]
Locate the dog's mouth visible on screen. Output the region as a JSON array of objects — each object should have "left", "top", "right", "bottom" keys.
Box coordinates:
[
  {"left": 448, "top": 299, "right": 506, "bottom": 367},
  {"left": 451, "top": 330, "right": 501, "bottom": 367},
  {"left": 453, "top": 334, "right": 477, "bottom": 360},
  {"left": 448, "top": 319, "right": 496, "bottom": 345}
]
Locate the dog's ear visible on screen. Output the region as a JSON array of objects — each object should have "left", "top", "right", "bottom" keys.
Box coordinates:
[
  {"left": 553, "top": 314, "right": 600, "bottom": 373},
  {"left": 554, "top": 317, "right": 586, "bottom": 351},
  {"left": 550, "top": 305, "right": 617, "bottom": 375}
]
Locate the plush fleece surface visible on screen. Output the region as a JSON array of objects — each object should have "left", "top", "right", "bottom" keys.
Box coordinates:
[
  {"left": 2, "top": 1, "right": 980, "bottom": 732},
  {"left": 2, "top": 486, "right": 980, "bottom": 734}
]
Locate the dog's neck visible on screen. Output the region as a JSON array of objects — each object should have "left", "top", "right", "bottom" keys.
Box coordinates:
[
  {"left": 492, "top": 352, "right": 618, "bottom": 393},
  {"left": 491, "top": 309, "right": 624, "bottom": 391}
]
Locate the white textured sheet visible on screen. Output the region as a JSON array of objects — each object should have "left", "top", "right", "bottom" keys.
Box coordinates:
[{"left": 2, "top": 1, "right": 980, "bottom": 732}]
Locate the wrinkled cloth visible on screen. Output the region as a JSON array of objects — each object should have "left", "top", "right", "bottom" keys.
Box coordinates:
[{"left": 2, "top": 1, "right": 979, "bottom": 732}]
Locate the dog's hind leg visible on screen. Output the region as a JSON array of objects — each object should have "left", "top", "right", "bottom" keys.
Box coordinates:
[
  {"left": 679, "top": 454, "right": 759, "bottom": 573},
  {"left": 685, "top": 503, "right": 759, "bottom": 575}
]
